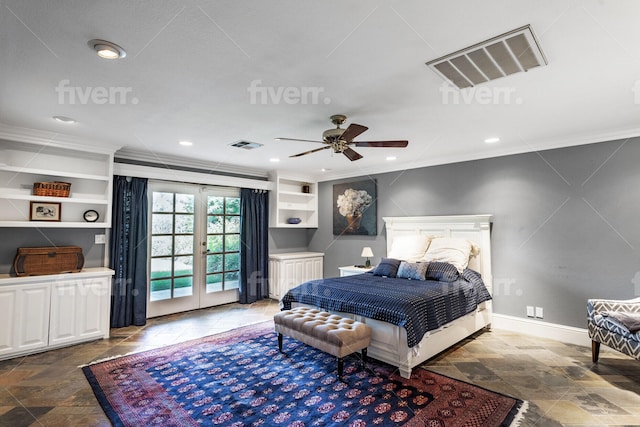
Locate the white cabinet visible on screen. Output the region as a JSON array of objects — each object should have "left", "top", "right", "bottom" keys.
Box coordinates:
[
  {"left": 269, "top": 252, "right": 324, "bottom": 300},
  {"left": 0, "top": 268, "right": 114, "bottom": 360},
  {"left": 49, "top": 276, "right": 110, "bottom": 346},
  {"left": 269, "top": 173, "right": 318, "bottom": 228},
  {"left": 0, "top": 283, "right": 50, "bottom": 357},
  {"left": 338, "top": 265, "right": 374, "bottom": 277},
  {"left": 0, "top": 136, "right": 115, "bottom": 228}
]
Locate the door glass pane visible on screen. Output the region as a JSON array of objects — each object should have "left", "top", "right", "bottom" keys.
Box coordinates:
[
  {"left": 224, "top": 235, "right": 239, "bottom": 252},
  {"left": 150, "top": 279, "right": 171, "bottom": 301},
  {"left": 175, "top": 214, "right": 194, "bottom": 234},
  {"left": 149, "top": 191, "right": 195, "bottom": 302},
  {"left": 225, "top": 197, "right": 240, "bottom": 214},
  {"left": 174, "top": 235, "right": 193, "bottom": 255},
  {"left": 225, "top": 216, "right": 240, "bottom": 233},
  {"left": 174, "top": 256, "right": 193, "bottom": 276},
  {"left": 207, "top": 216, "right": 223, "bottom": 233},
  {"left": 207, "top": 254, "right": 223, "bottom": 273},
  {"left": 174, "top": 276, "right": 193, "bottom": 297},
  {"left": 152, "top": 214, "right": 173, "bottom": 234},
  {"left": 207, "top": 235, "right": 223, "bottom": 253},
  {"left": 205, "top": 195, "right": 240, "bottom": 294},
  {"left": 153, "top": 192, "right": 174, "bottom": 212},
  {"left": 206, "top": 274, "right": 223, "bottom": 292},
  {"left": 224, "top": 253, "right": 239, "bottom": 271},
  {"left": 224, "top": 271, "right": 239, "bottom": 289},
  {"left": 175, "top": 194, "right": 194, "bottom": 213},
  {"left": 150, "top": 258, "right": 172, "bottom": 279},
  {"left": 151, "top": 236, "right": 173, "bottom": 257},
  {"left": 208, "top": 197, "right": 224, "bottom": 214}
]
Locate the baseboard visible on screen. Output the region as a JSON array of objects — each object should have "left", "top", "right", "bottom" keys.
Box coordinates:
[{"left": 491, "top": 313, "right": 591, "bottom": 348}]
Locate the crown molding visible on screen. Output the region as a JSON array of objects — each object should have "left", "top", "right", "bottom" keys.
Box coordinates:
[
  {"left": 315, "top": 126, "right": 640, "bottom": 182},
  {"left": 0, "top": 122, "right": 121, "bottom": 155},
  {"left": 115, "top": 148, "right": 270, "bottom": 180}
]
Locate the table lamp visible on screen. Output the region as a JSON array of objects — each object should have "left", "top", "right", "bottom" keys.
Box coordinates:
[{"left": 361, "top": 247, "right": 374, "bottom": 268}]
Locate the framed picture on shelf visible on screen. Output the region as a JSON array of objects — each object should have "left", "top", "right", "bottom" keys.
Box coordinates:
[{"left": 29, "top": 201, "right": 62, "bottom": 222}]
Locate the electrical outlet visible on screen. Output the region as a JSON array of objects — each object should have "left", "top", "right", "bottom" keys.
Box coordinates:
[
  {"left": 535, "top": 306, "right": 544, "bottom": 318},
  {"left": 526, "top": 306, "right": 535, "bottom": 317},
  {"left": 95, "top": 234, "right": 106, "bottom": 244}
]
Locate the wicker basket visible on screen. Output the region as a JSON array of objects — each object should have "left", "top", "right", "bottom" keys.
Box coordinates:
[{"left": 33, "top": 181, "right": 71, "bottom": 197}]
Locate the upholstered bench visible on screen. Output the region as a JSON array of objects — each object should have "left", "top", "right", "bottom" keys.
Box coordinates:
[{"left": 274, "top": 307, "right": 372, "bottom": 379}]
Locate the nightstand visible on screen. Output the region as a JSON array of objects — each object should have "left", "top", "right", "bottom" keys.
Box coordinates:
[{"left": 339, "top": 265, "right": 374, "bottom": 277}]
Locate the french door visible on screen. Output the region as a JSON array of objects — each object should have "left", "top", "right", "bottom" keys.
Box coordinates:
[{"left": 146, "top": 181, "right": 240, "bottom": 318}]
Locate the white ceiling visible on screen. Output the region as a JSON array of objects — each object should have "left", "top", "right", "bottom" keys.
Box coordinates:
[{"left": 2, "top": 0, "right": 640, "bottom": 182}]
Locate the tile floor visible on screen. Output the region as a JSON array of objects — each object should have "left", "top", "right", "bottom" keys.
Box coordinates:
[{"left": 0, "top": 299, "right": 638, "bottom": 426}]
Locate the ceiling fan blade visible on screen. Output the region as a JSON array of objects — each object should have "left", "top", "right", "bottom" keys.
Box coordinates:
[
  {"left": 339, "top": 123, "right": 368, "bottom": 142},
  {"left": 276, "top": 137, "right": 326, "bottom": 144},
  {"left": 353, "top": 140, "right": 409, "bottom": 148},
  {"left": 289, "top": 145, "right": 332, "bottom": 158},
  {"left": 343, "top": 147, "right": 363, "bottom": 161}
]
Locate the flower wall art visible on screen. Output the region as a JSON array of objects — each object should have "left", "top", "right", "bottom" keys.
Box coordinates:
[{"left": 333, "top": 180, "right": 377, "bottom": 235}]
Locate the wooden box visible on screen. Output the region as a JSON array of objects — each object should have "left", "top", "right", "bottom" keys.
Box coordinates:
[{"left": 13, "top": 246, "right": 84, "bottom": 277}]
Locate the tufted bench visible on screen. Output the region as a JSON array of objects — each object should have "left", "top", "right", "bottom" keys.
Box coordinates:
[{"left": 274, "top": 307, "right": 372, "bottom": 379}]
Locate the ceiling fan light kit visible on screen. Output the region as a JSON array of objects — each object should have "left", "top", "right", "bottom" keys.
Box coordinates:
[{"left": 280, "top": 114, "right": 408, "bottom": 161}]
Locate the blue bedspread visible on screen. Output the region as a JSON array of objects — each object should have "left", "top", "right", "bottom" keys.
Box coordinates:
[{"left": 281, "top": 269, "right": 491, "bottom": 348}]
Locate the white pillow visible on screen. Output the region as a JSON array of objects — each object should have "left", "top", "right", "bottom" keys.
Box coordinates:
[
  {"left": 420, "top": 237, "right": 479, "bottom": 272},
  {"left": 388, "top": 234, "right": 432, "bottom": 262}
]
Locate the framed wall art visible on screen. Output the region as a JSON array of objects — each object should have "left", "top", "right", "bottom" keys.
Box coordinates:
[{"left": 333, "top": 179, "right": 377, "bottom": 236}]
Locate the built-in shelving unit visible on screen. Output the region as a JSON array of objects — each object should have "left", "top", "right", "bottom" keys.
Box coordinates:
[
  {"left": 269, "top": 173, "right": 318, "bottom": 228},
  {"left": 0, "top": 137, "right": 115, "bottom": 228}
]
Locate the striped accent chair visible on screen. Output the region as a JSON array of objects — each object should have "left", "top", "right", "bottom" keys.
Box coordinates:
[{"left": 587, "top": 297, "right": 640, "bottom": 363}]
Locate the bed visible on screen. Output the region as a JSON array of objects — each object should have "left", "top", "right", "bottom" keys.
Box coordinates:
[{"left": 281, "top": 215, "right": 493, "bottom": 378}]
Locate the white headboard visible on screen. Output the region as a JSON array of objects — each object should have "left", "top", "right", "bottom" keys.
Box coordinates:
[{"left": 382, "top": 215, "right": 493, "bottom": 294}]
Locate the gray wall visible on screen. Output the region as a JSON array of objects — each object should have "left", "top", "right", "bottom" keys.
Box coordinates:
[
  {"left": 309, "top": 137, "right": 640, "bottom": 329},
  {"left": 0, "top": 228, "right": 106, "bottom": 274}
]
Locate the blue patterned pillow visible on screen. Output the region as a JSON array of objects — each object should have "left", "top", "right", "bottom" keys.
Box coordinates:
[
  {"left": 372, "top": 258, "right": 402, "bottom": 278},
  {"left": 425, "top": 262, "right": 459, "bottom": 282},
  {"left": 397, "top": 261, "right": 428, "bottom": 280}
]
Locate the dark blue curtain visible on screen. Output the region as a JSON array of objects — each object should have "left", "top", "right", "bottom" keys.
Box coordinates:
[
  {"left": 110, "top": 176, "right": 148, "bottom": 327},
  {"left": 239, "top": 188, "right": 269, "bottom": 304}
]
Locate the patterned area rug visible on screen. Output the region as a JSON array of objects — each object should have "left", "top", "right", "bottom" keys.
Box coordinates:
[{"left": 83, "top": 321, "right": 526, "bottom": 426}]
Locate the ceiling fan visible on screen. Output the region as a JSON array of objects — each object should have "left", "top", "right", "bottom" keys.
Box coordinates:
[{"left": 277, "top": 114, "right": 408, "bottom": 161}]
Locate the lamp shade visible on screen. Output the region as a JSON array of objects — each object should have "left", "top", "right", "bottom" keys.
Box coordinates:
[{"left": 361, "top": 247, "right": 374, "bottom": 258}]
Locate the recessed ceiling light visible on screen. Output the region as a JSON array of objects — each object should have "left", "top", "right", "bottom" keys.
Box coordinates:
[
  {"left": 386, "top": 156, "right": 397, "bottom": 161},
  {"left": 484, "top": 137, "right": 500, "bottom": 144},
  {"left": 179, "top": 140, "right": 193, "bottom": 146},
  {"left": 321, "top": 168, "right": 331, "bottom": 172},
  {"left": 52, "top": 116, "right": 76, "bottom": 124},
  {"left": 269, "top": 158, "right": 280, "bottom": 162},
  {"left": 88, "top": 39, "right": 126, "bottom": 59}
]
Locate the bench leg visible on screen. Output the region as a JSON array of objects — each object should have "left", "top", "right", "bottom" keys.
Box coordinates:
[
  {"left": 592, "top": 340, "right": 600, "bottom": 363},
  {"left": 337, "top": 357, "right": 344, "bottom": 379},
  {"left": 362, "top": 348, "right": 368, "bottom": 364},
  {"left": 278, "top": 333, "right": 283, "bottom": 352}
]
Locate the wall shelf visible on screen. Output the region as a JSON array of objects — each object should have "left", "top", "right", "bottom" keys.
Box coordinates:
[
  {"left": 269, "top": 173, "right": 318, "bottom": 228},
  {"left": 0, "top": 139, "right": 114, "bottom": 228}
]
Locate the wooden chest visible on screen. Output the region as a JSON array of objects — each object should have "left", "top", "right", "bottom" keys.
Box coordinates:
[{"left": 13, "top": 246, "right": 84, "bottom": 277}]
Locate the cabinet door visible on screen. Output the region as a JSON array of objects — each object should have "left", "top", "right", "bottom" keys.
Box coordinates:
[
  {"left": 49, "top": 278, "right": 110, "bottom": 347},
  {"left": 0, "top": 283, "right": 50, "bottom": 357}
]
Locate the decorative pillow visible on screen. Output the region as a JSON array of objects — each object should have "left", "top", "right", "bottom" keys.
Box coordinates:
[
  {"left": 420, "top": 237, "right": 479, "bottom": 272},
  {"left": 397, "top": 261, "right": 428, "bottom": 280},
  {"left": 425, "top": 262, "right": 459, "bottom": 282},
  {"left": 371, "top": 258, "right": 402, "bottom": 278},
  {"left": 387, "top": 235, "right": 432, "bottom": 262}
]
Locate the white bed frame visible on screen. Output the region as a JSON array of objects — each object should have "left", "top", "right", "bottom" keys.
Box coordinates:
[{"left": 296, "top": 214, "right": 493, "bottom": 378}]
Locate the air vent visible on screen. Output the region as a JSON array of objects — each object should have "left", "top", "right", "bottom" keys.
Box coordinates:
[
  {"left": 229, "top": 140, "right": 263, "bottom": 150},
  {"left": 426, "top": 25, "right": 547, "bottom": 89}
]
